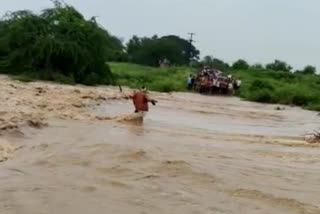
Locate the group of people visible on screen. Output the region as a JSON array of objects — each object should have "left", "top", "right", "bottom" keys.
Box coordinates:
[
  {"left": 187, "top": 67, "right": 242, "bottom": 95},
  {"left": 128, "top": 67, "right": 242, "bottom": 120}
]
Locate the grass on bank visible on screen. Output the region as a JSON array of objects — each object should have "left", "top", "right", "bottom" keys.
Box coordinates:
[
  {"left": 230, "top": 69, "right": 320, "bottom": 111},
  {"left": 110, "top": 62, "right": 320, "bottom": 111},
  {"left": 109, "top": 62, "right": 196, "bottom": 92}
]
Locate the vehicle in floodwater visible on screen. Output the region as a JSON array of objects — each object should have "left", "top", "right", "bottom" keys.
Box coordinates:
[{"left": 192, "top": 67, "right": 242, "bottom": 95}]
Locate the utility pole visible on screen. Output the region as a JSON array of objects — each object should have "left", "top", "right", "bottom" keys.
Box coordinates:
[
  {"left": 188, "top": 33, "right": 195, "bottom": 43},
  {"left": 187, "top": 33, "right": 195, "bottom": 66}
]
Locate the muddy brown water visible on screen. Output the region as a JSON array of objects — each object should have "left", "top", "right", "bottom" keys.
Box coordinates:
[{"left": 1, "top": 92, "right": 320, "bottom": 214}]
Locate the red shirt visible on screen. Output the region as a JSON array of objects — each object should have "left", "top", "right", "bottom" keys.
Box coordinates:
[{"left": 131, "top": 92, "right": 150, "bottom": 112}]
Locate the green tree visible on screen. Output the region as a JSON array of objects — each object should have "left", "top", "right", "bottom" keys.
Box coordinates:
[
  {"left": 266, "top": 60, "right": 292, "bottom": 72},
  {"left": 161, "top": 35, "right": 200, "bottom": 63},
  {"left": 202, "top": 56, "right": 214, "bottom": 67},
  {"left": 202, "top": 56, "right": 229, "bottom": 71},
  {"left": 212, "top": 58, "right": 229, "bottom": 71},
  {"left": 232, "top": 59, "right": 249, "bottom": 70},
  {"left": 251, "top": 63, "right": 264, "bottom": 70},
  {"left": 296, "top": 65, "right": 317, "bottom": 75},
  {"left": 0, "top": 1, "right": 123, "bottom": 85},
  {"left": 126, "top": 35, "right": 200, "bottom": 66}
]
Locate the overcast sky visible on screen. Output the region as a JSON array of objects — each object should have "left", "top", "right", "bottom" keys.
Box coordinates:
[{"left": 1, "top": 0, "right": 319, "bottom": 70}]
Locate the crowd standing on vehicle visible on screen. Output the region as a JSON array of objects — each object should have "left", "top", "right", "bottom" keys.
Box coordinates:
[{"left": 187, "top": 67, "right": 242, "bottom": 95}]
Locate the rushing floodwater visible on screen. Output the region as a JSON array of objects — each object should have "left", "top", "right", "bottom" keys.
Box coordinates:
[{"left": 1, "top": 93, "right": 320, "bottom": 214}]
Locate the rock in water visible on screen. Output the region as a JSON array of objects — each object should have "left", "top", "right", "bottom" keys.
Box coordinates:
[{"left": 304, "top": 135, "right": 319, "bottom": 144}]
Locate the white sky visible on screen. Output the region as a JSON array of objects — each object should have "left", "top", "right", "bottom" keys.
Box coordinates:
[{"left": 1, "top": 0, "right": 320, "bottom": 70}]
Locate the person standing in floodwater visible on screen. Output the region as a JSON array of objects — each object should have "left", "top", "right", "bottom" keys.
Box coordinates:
[
  {"left": 127, "top": 86, "right": 157, "bottom": 117},
  {"left": 187, "top": 75, "right": 193, "bottom": 90}
]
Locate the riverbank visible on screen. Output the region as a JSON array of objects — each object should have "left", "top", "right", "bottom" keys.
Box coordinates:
[{"left": 109, "top": 62, "right": 320, "bottom": 111}]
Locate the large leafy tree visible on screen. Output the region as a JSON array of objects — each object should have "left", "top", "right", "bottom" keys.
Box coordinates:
[
  {"left": 126, "top": 35, "right": 200, "bottom": 66},
  {"left": 0, "top": 1, "right": 123, "bottom": 85},
  {"left": 161, "top": 35, "right": 200, "bottom": 63}
]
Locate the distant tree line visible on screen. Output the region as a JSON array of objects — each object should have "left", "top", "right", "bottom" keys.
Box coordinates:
[{"left": 200, "top": 56, "right": 317, "bottom": 74}]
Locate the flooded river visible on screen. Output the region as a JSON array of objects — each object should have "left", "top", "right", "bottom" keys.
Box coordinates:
[{"left": 0, "top": 78, "right": 320, "bottom": 214}]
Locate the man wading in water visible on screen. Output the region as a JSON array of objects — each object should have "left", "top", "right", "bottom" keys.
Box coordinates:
[{"left": 127, "top": 86, "right": 157, "bottom": 117}]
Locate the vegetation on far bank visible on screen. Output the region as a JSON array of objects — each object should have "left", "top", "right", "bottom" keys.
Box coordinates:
[
  {"left": 230, "top": 69, "right": 320, "bottom": 111},
  {"left": 0, "top": 1, "right": 319, "bottom": 111},
  {"left": 110, "top": 62, "right": 320, "bottom": 111},
  {"left": 110, "top": 63, "right": 195, "bottom": 92}
]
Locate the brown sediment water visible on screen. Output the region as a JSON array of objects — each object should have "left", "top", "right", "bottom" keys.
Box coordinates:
[
  {"left": 0, "top": 75, "right": 320, "bottom": 214},
  {"left": 0, "top": 139, "right": 14, "bottom": 162}
]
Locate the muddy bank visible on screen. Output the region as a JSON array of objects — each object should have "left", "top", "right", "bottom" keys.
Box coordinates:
[
  {"left": 0, "top": 75, "right": 320, "bottom": 214},
  {"left": 0, "top": 75, "right": 140, "bottom": 133},
  {"left": 0, "top": 139, "right": 14, "bottom": 162}
]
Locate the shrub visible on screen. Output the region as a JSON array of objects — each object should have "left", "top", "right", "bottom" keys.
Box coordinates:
[
  {"left": 249, "top": 80, "right": 274, "bottom": 91},
  {"left": 150, "top": 80, "right": 177, "bottom": 92},
  {"left": 248, "top": 89, "right": 273, "bottom": 103}
]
